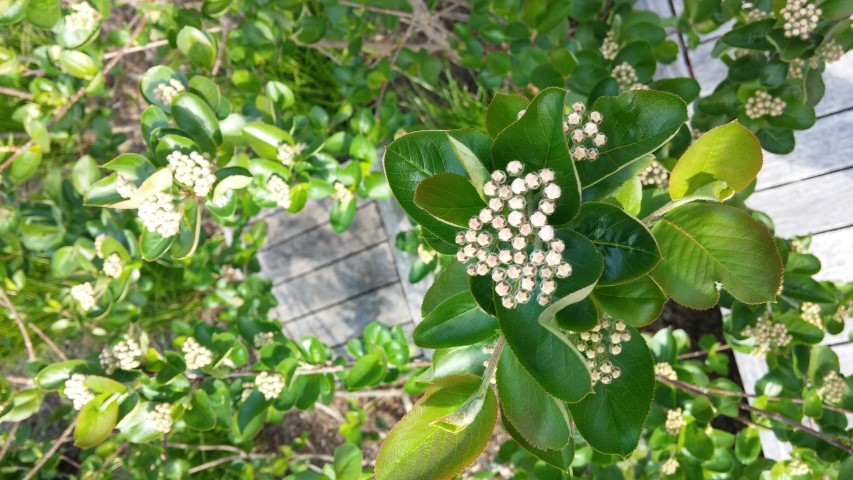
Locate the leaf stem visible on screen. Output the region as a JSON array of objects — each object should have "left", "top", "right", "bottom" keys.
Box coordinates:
[
  {"left": 641, "top": 197, "right": 695, "bottom": 227},
  {"left": 0, "top": 288, "right": 35, "bottom": 360}
]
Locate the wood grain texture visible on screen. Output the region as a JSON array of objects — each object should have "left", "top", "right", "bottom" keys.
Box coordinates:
[
  {"left": 817, "top": 55, "right": 853, "bottom": 117},
  {"left": 259, "top": 198, "right": 335, "bottom": 250},
  {"left": 809, "top": 226, "right": 853, "bottom": 281}
]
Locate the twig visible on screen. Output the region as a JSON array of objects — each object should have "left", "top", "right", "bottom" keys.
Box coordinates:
[
  {"left": 0, "top": 87, "right": 33, "bottom": 100},
  {"left": 28, "top": 322, "right": 68, "bottom": 361},
  {"left": 167, "top": 443, "right": 245, "bottom": 455},
  {"left": 315, "top": 402, "right": 345, "bottom": 423},
  {"left": 374, "top": 19, "right": 415, "bottom": 120},
  {"left": 0, "top": 423, "right": 18, "bottom": 463},
  {"left": 658, "top": 376, "right": 853, "bottom": 454},
  {"left": 0, "top": 15, "right": 149, "bottom": 175},
  {"left": 211, "top": 22, "right": 230, "bottom": 76},
  {"left": 0, "top": 288, "right": 35, "bottom": 360},
  {"left": 677, "top": 344, "right": 732, "bottom": 359},
  {"left": 187, "top": 453, "right": 273, "bottom": 474},
  {"left": 335, "top": 389, "right": 408, "bottom": 399},
  {"left": 338, "top": 0, "right": 413, "bottom": 18},
  {"left": 22, "top": 420, "right": 76, "bottom": 480}
]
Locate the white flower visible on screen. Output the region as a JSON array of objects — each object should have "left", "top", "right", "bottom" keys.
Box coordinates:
[
  {"left": 743, "top": 316, "right": 791, "bottom": 356},
  {"left": 64, "top": 374, "right": 94, "bottom": 410},
  {"left": 571, "top": 319, "right": 627, "bottom": 385},
  {"left": 600, "top": 30, "right": 619, "bottom": 60},
  {"left": 506, "top": 161, "right": 524, "bottom": 176},
  {"left": 167, "top": 151, "right": 216, "bottom": 197},
  {"left": 100, "top": 338, "right": 143, "bottom": 373},
  {"left": 138, "top": 192, "right": 182, "bottom": 237},
  {"left": 417, "top": 244, "right": 436, "bottom": 263},
  {"left": 543, "top": 183, "right": 561, "bottom": 200},
  {"left": 654, "top": 362, "right": 678, "bottom": 381},
  {"left": 115, "top": 174, "right": 137, "bottom": 199},
  {"left": 94, "top": 234, "right": 108, "bottom": 258},
  {"left": 255, "top": 371, "right": 285, "bottom": 400},
  {"left": 640, "top": 159, "right": 670, "bottom": 189},
  {"left": 332, "top": 182, "right": 354, "bottom": 204},
  {"left": 745, "top": 8, "right": 770, "bottom": 23},
  {"left": 254, "top": 331, "right": 275, "bottom": 348},
  {"left": 70, "top": 282, "right": 96, "bottom": 311},
  {"left": 153, "top": 79, "right": 185, "bottom": 105},
  {"left": 65, "top": 2, "right": 101, "bottom": 33},
  {"left": 612, "top": 62, "right": 640, "bottom": 91},
  {"left": 102, "top": 253, "right": 124, "bottom": 279},
  {"left": 182, "top": 337, "right": 213, "bottom": 370},
  {"left": 781, "top": 0, "right": 821, "bottom": 40},
  {"left": 661, "top": 458, "right": 679, "bottom": 475},
  {"left": 788, "top": 459, "right": 810, "bottom": 475},
  {"left": 150, "top": 403, "right": 173, "bottom": 433},
  {"left": 817, "top": 40, "right": 845, "bottom": 64},
  {"left": 538, "top": 225, "right": 555, "bottom": 242},
  {"left": 817, "top": 370, "right": 847, "bottom": 403},
  {"left": 277, "top": 142, "right": 306, "bottom": 166},
  {"left": 745, "top": 90, "right": 786, "bottom": 119},
  {"left": 665, "top": 408, "right": 687, "bottom": 435},
  {"left": 268, "top": 175, "right": 291, "bottom": 209},
  {"left": 800, "top": 302, "right": 823, "bottom": 329}
]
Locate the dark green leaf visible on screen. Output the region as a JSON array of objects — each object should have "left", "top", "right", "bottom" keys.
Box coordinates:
[{"left": 414, "top": 173, "right": 486, "bottom": 227}]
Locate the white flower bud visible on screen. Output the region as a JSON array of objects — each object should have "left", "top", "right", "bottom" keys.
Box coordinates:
[
  {"left": 572, "top": 102, "right": 585, "bottom": 113},
  {"left": 488, "top": 198, "right": 504, "bottom": 211},
  {"left": 543, "top": 183, "right": 561, "bottom": 200},
  {"left": 520, "top": 276, "right": 536, "bottom": 291},
  {"left": 476, "top": 262, "right": 490, "bottom": 275},
  {"left": 498, "top": 228, "right": 513, "bottom": 241},
  {"left": 541, "top": 279, "right": 556, "bottom": 294},
  {"left": 539, "top": 267, "right": 554, "bottom": 279},
  {"left": 492, "top": 268, "right": 506, "bottom": 282},
  {"left": 496, "top": 282, "right": 511, "bottom": 296},
  {"left": 518, "top": 223, "right": 533, "bottom": 236},
  {"left": 182, "top": 337, "right": 213, "bottom": 370},
  {"left": 479, "top": 208, "right": 494, "bottom": 223},
  {"left": 477, "top": 232, "right": 492, "bottom": 246},
  {"left": 506, "top": 161, "right": 524, "bottom": 176},
  {"left": 530, "top": 211, "right": 547, "bottom": 228},
  {"left": 522, "top": 264, "right": 537, "bottom": 276},
  {"left": 589, "top": 111, "right": 603, "bottom": 124},
  {"left": 567, "top": 112, "right": 582, "bottom": 126},
  {"left": 484, "top": 181, "right": 498, "bottom": 196},
  {"left": 64, "top": 374, "right": 94, "bottom": 410},
  {"left": 498, "top": 250, "right": 513, "bottom": 264},
  {"left": 491, "top": 170, "right": 507, "bottom": 183},
  {"left": 539, "top": 168, "right": 555, "bottom": 183},
  {"left": 507, "top": 265, "right": 522, "bottom": 279},
  {"left": 530, "top": 250, "right": 546, "bottom": 265},
  {"left": 538, "top": 225, "right": 555, "bottom": 242},
  {"left": 514, "top": 291, "right": 531, "bottom": 303},
  {"left": 71, "top": 282, "right": 97, "bottom": 311},
  {"left": 492, "top": 216, "right": 507, "bottom": 229},
  {"left": 571, "top": 129, "right": 585, "bottom": 143},
  {"left": 572, "top": 146, "right": 588, "bottom": 160},
  {"left": 466, "top": 264, "right": 478, "bottom": 276},
  {"left": 545, "top": 250, "right": 562, "bottom": 267},
  {"left": 511, "top": 178, "right": 527, "bottom": 194},
  {"left": 498, "top": 185, "right": 513, "bottom": 199},
  {"left": 150, "top": 403, "right": 173, "bottom": 434},
  {"left": 256, "top": 371, "right": 285, "bottom": 400},
  {"left": 587, "top": 149, "right": 599, "bottom": 160},
  {"left": 502, "top": 296, "right": 517, "bottom": 309},
  {"left": 508, "top": 196, "right": 526, "bottom": 210},
  {"left": 486, "top": 254, "right": 500, "bottom": 268},
  {"left": 556, "top": 262, "right": 572, "bottom": 277},
  {"left": 507, "top": 211, "right": 525, "bottom": 227},
  {"left": 455, "top": 232, "right": 466, "bottom": 244},
  {"left": 539, "top": 200, "right": 555, "bottom": 215},
  {"left": 537, "top": 293, "right": 551, "bottom": 306},
  {"left": 513, "top": 251, "right": 527, "bottom": 265},
  {"left": 512, "top": 236, "right": 527, "bottom": 251},
  {"left": 465, "top": 230, "right": 478, "bottom": 243}
]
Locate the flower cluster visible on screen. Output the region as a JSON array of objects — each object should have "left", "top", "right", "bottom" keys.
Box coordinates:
[
  {"left": 150, "top": 403, "right": 173, "bottom": 433},
  {"left": 745, "top": 7, "right": 770, "bottom": 22},
  {"left": 817, "top": 40, "right": 845, "bottom": 64},
  {"left": 600, "top": 31, "right": 618, "bottom": 60},
  {"left": 569, "top": 319, "right": 629, "bottom": 385},
  {"left": 137, "top": 192, "right": 182, "bottom": 237},
  {"left": 153, "top": 79, "right": 185, "bottom": 105},
  {"left": 167, "top": 151, "right": 216, "bottom": 197},
  {"left": 277, "top": 142, "right": 306, "bottom": 166},
  {"left": 268, "top": 175, "right": 291, "bottom": 209},
  {"left": 94, "top": 234, "right": 108, "bottom": 258},
  {"left": 255, "top": 371, "right": 286, "bottom": 400},
  {"left": 800, "top": 302, "right": 823, "bottom": 329},
  {"left": 100, "top": 338, "right": 143, "bottom": 374},
  {"left": 639, "top": 159, "right": 670, "bottom": 189},
  {"left": 665, "top": 408, "right": 687, "bottom": 436},
  {"left": 417, "top": 244, "right": 436, "bottom": 264},
  {"left": 102, "top": 252, "right": 124, "bottom": 279},
  {"left": 64, "top": 374, "right": 94, "bottom": 410},
  {"left": 70, "top": 282, "right": 96, "bottom": 311},
  {"left": 661, "top": 458, "right": 679, "bottom": 475},
  {"left": 788, "top": 459, "right": 810, "bottom": 475},
  {"left": 745, "top": 91, "right": 786, "bottom": 119},
  {"left": 654, "top": 362, "right": 678, "bottom": 381},
  {"left": 254, "top": 331, "right": 275, "bottom": 348},
  {"left": 115, "top": 174, "right": 137, "bottom": 199},
  {"left": 182, "top": 337, "right": 213, "bottom": 370},
  {"left": 565, "top": 102, "right": 606, "bottom": 161},
  {"left": 743, "top": 316, "right": 791, "bottom": 356},
  {"left": 788, "top": 58, "right": 805, "bottom": 79},
  {"left": 611, "top": 62, "right": 641, "bottom": 92},
  {"left": 65, "top": 1, "right": 101, "bottom": 32},
  {"left": 781, "top": 0, "right": 821, "bottom": 40},
  {"left": 456, "top": 161, "right": 572, "bottom": 309},
  {"left": 332, "top": 182, "right": 354, "bottom": 204},
  {"left": 817, "top": 370, "right": 847, "bottom": 403},
  {"left": 834, "top": 304, "right": 850, "bottom": 323}
]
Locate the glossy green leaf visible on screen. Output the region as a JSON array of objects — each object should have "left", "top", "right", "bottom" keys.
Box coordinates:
[
  {"left": 184, "top": 389, "right": 216, "bottom": 431},
  {"left": 171, "top": 93, "right": 222, "bottom": 154},
  {"left": 0, "top": 389, "right": 44, "bottom": 423},
  {"left": 59, "top": 50, "right": 97, "bottom": 80},
  {"left": 669, "top": 122, "right": 763, "bottom": 200},
  {"left": 141, "top": 228, "right": 176, "bottom": 261},
  {"left": 171, "top": 198, "right": 201, "bottom": 259},
  {"left": 72, "top": 155, "right": 101, "bottom": 195},
  {"left": 651, "top": 203, "right": 783, "bottom": 309},
  {"left": 176, "top": 26, "right": 217, "bottom": 70},
  {"left": 414, "top": 173, "right": 486, "bottom": 227},
  {"left": 422, "top": 260, "right": 470, "bottom": 317},
  {"left": 592, "top": 275, "right": 666, "bottom": 327},
  {"left": 502, "top": 409, "right": 574, "bottom": 471},
  {"left": 243, "top": 122, "right": 294, "bottom": 161},
  {"left": 567, "top": 326, "right": 654, "bottom": 457},
  {"left": 485, "top": 93, "right": 529, "bottom": 138},
  {"left": 345, "top": 353, "right": 388, "bottom": 390},
  {"left": 414, "top": 291, "right": 498, "bottom": 348},
  {"left": 35, "top": 360, "right": 91, "bottom": 390},
  {"left": 75, "top": 393, "right": 119, "bottom": 448},
  {"left": 237, "top": 390, "right": 269, "bottom": 437},
  {"left": 735, "top": 427, "right": 761, "bottom": 463},
  {"left": 375, "top": 375, "right": 497, "bottom": 480},
  {"left": 25, "top": 0, "right": 60, "bottom": 28},
  {"left": 569, "top": 202, "right": 659, "bottom": 285},
  {"left": 334, "top": 443, "right": 363, "bottom": 480}
]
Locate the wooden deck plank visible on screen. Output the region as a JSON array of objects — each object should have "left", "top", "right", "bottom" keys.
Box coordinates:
[
  {"left": 259, "top": 198, "right": 335, "bottom": 251},
  {"left": 809, "top": 226, "right": 853, "bottom": 281},
  {"left": 817, "top": 55, "right": 853, "bottom": 117},
  {"left": 747, "top": 169, "right": 853, "bottom": 237}
]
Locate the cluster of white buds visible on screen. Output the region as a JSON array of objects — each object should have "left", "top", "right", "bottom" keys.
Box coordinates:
[
  {"left": 834, "top": 304, "right": 850, "bottom": 323},
  {"left": 115, "top": 174, "right": 137, "bottom": 199},
  {"left": 255, "top": 371, "right": 286, "bottom": 400},
  {"left": 800, "top": 302, "right": 823, "bottom": 329},
  {"left": 99, "top": 338, "right": 143, "bottom": 374},
  {"left": 654, "top": 362, "right": 678, "bottom": 381},
  {"left": 639, "top": 159, "right": 670, "bottom": 189},
  {"left": 150, "top": 403, "right": 173, "bottom": 433},
  {"left": 268, "top": 175, "right": 291, "bottom": 209},
  {"left": 661, "top": 458, "right": 679, "bottom": 476},
  {"left": 611, "top": 62, "right": 643, "bottom": 92},
  {"left": 600, "top": 31, "right": 619, "bottom": 60},
  {"left": 254, "top": 331, "right": 275, "bottom": 348},
  {"left": 665, "top": 408, "right": 687, "bottom": 436},
  {"left": 788, "top": 58, "right": 805, "bottom": 79},
  {"left": 817, "top": 40, "right": 845, "bottom": 64},
  {"left": 745, "top": 7, "right": 770, "bottom": 22},
  {"left": 167, "top": 151, "right": 216, "bottom": 197},
  {"left": 417, "top": 244, "right": 436, "bottom": 264},
  {"left": 788, "top": 459, "right": 810, "bottom": 475},
  {"left": 745, "top": 91, "right": 786, "bottom": 119},
  {"left": 456, "top": 162, "right": 572, "bottom": 309},
  {"left": 565, "top": 102, "right": 606, "bottom": 161},
  {"left": 137, "top": 192, "right": 182, "bottom": 237},
  {"left": 94, "top": 234, "right": 108, "bottom": 258},
  {"left": 570, "top": 319, "right": 629, "bottom": 385},
  {"left": 817, "top": 370, "right": 847, "bottom": 403},
  {"left": 781, "top": 0, "right": 821, "bottom": 40},
  {"left": 70, "top": 282, "right": 96, "bottom": 311},
  {"left": 64, "top": 374, "right": 94, "bottom": 410},
  {"left": 182, "top": 337, "right": 213, "bottom": 370},
  {"left": 102, "top": 252, "right": 124, "bottom": 279},
  {"left": 276, "top": 142, "right": 306, "bottom": 166},
  {"left": 65, "top": 2, "right": 101, "bottom": 32},
  {"left": 743, "top": 316, "right": 791, "bottom": 356},
  {"left": 153, "top": 79, "right": 185, "bottom": 105},
  {"left": 332, "top": 182, "right": 354, "bottom": 204}
]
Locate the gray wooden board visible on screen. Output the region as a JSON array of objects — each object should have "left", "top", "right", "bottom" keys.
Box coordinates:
[
  {"left": 817, "top": 54, "right": 853, "bottom": 117},
  {"left": 810, "top": 226, "right": 853, "bottom": 282}
]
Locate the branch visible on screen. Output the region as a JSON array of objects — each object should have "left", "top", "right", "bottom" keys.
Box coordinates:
[
  {"left": 22, "top": 420, "right": 76, "bottom": 480},
  {"left": 28, "top": 322, "right": 68, "bottom": 361},
  {"left": 677, "top": 344, "right": 731, "bottom": 359},
  {"left": 0, "top": 288, "right": 34, "bottom": 360},
  {"left": 0, "top": 423, "right": 18, "bottom": 463},
  {"left": 0, "top": 87, "right": 33, "bottom": 100},
  {"left": 338, "top": 0, "right": 413, "bottom": 18}
]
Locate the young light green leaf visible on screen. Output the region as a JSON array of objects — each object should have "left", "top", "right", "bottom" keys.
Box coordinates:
[
  {"left": 592, "top": 275, "right": 667, "bottom": 327},
  {"left": 75, "top": 393, "right": 119, "bottom": 448},
  {"left": 414, "top": 291, "right": 498, "bottom": 348},
  {"left": 345, "top": 353, "right": 388, "bottom": 390},
  {"left": 176, "top": 26, "right": 217, "bottom": 70}
]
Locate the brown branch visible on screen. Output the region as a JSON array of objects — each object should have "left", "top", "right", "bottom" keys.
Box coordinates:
[
  {"left": 338, "top": 0, "right": 413, "bottom": 18},
  {"left": 0, "top": 423, "right": 18, "bottom": 463},
  {"left": 211, "top": 23, "right": 230, "bottom": 76},
  {"left": 22, "top": 420, "right": 76, "bottom": 480},
  {"left": 28, "top": 322, "right": 67, "bottom": 360},
  {"left": 677, "top": 344, "right": 732, "bottom": 359},
  {"left": 0, "top": 15, "right": 149, "bottom": 175},
  {"left": 0, "top": 288, "right": 35, "bottom": 360},
  {"left": 0, "top": 87, "right": 33, "bottom": 100}
]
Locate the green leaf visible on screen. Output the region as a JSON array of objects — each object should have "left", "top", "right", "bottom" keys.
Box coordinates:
[
  {"left": 237, "top": 390, "right": 269, "bottom": 437},
  {"left": 9, "top": 144, "right": 42, "bottom": 183},
  {"left": 491, "top": 88, "right": 580, "bottom": 225},
  {"left": 116, "top": 401, "right": 167, "bottom": 443},
  {"left": 58, "top": 50, "right": 98, "bottom": 80},
  {"left": 502, "top": 409, "right": 574, "bottom": 471},
  {"left": 485, "top": 93, "right": 529, "bottom": 138},
  {"left": 497, "top": 347, "right": 570, "bottom": 450},
  {"left": 345, "top": 353, "right": 388, "bottom": 390},
  {"left": 448, "top": 133, "right": 493, "bottom": 199},
  {"left": 141, "top": 228, "right": 176, "bottom": 261},
  {"left": 171, "top": 93, "right": 222, "bottom": 154},
  {"left": 375, "top": 375, "right": 497, "bottom": 480},
  {"left": 103, "top": 153, "right": 156, "bottom": 182},
  {"left": 243, "top": 122, "right": 294, "bottom": 161},
  {"left": 650, "top": 203, "right": 783, "bottom": 309},
  {"left": 35, "top": 360, "right": 91, "bottom": 390},
  {"left": 170, "top": 198, "right": 201, "bottom": 259},
  {"left": 176, "top": 26, "right": 217, "bottom": 70},
  {"left": 184, "top": 389, "right": 216, "bottom": 431},
  {"left": 334, "top": 443, "right": 363, "bottom": 480},
  {"left": 75, "top": 393, "right": 119, "bottom": 448},
  {"left": 0, "top": 389, "right": 44, "bottom": 423},
  {"left": 720, "top": 20, "right": 773, "bottom": 49},
  {"left": 71, "top": 155, "right": 101, "bottom": 195},
  {"left": 592, "top": 275, "right": 666, "bottom": 327},
  {"left": 25, "top": 0, "right": 60, "bottom": 28},
  {"left": 735, "top": 427, "right": 761, "bottom": 463},
  {"left": 579, "top": 91, "right": 688, "bottom": 197},
  {"left": 569, "top": 202, "right": 659, "bottom": 285},
  {"left": 567, "top": 326, "right": 654, "bottom": 457},
  {"left": 422, "top": 260, "right": 470, "bottom": 317},
  {"left": 330, "top": 197, "right": 357, "bottom": 233},
  {"left": 414, "top": 173, "right": 486, "bottom": 227},
  {"left": 414, "top": 291, "right": 498, "bottom": 348}
]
